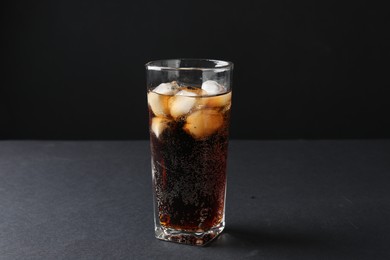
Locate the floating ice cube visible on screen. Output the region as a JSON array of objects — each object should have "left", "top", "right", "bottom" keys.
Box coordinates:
[
  {"left": 153, "top": 81, "right": 179, "bottom": 95},
  {"left": 201, "top": 80, "right": 226, "bottom": 95},
  {"left": 175, "top": 90, "right": 198, "bottom": 96},
  {"left": 169, "top": 93, "right": 197, "bottom": 119},
  {"left": 201, "top": 92, "right": 232, "bottom": 108},
  {"left": 151, "top": 117, "right": 170, "bottom": 138},
  {"left": 183, "top": 109, "right": 223, "bottom": 139},
  {"left": 147, "top": 92, "right": 170, "bottom": 116}
]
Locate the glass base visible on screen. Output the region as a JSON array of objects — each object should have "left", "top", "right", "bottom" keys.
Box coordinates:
[{"left": 155, "top": 222, "right": 225, "bottom": 246}]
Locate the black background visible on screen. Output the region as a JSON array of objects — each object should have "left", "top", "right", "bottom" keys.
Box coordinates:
[{"left": 2, "top": 0, "right": 389, "bottom": 140}]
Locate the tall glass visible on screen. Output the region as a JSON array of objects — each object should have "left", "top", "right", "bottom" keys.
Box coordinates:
[{"left": 145, "top": 59, "right": 233, "bottom": 246}]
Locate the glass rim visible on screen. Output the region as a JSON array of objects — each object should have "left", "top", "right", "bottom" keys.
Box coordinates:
[{"left": 145, "top": 58, "right": 234, "bottom": 72}]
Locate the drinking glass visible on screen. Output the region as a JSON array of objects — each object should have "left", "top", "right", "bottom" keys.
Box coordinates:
[{"left": 146, "top": 59, "right": 233, "bottom": 246}]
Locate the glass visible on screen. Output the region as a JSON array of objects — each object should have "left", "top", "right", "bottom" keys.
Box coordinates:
[{"left": 145, "top": 59, "right": 233, "bottom": 246}]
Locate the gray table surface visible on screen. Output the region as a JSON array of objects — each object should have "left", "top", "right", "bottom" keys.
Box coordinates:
[{"left": 0, "top": 140, "right": 389, "bottom": 259}]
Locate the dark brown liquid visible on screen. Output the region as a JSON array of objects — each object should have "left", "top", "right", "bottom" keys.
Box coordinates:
[{"left": 149, "top": 91, "right": 231, "bottom": 232}]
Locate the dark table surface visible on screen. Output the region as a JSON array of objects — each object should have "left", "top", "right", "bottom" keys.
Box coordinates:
[{"left": 0, "top": 140, "right": 389, "bottom": 259}]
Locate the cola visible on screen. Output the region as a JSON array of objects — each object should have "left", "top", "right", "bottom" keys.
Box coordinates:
[{"left": 148, "top": 84, "right": 231, "bottom": 234}]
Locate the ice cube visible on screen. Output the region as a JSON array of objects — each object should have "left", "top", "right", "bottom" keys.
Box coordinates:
[
  {"left": 168, "top": 90, "right": 198, "bottom": 118},
  {"left": 201, "top": 91, "right": 232, "bottom": 108},
  {"left": 151, "top": 117, "right": 170, "bottom": 138},
  {"left": 201, "top": 80, "right": 226, "bottom": 95},
  {"left": 175, "top": 87, "right": 206, "bottom": 96},
  {"left": 153, "top": 81, "right": 179, "bottom": 95},
  {"left": 175, "top": 90, "right": 198, "bottom": 96},
  {"left": 183, "top": 109, "right": 223, "bottom": 139},
  {"left": 147, "top": 92, "right": 170, "bottom": 116}
]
